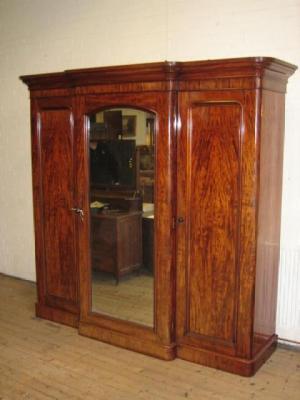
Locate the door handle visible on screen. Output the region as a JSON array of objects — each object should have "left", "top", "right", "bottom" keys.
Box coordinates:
[
  {"left": 71, "top": 207, "right": 84, "bottom": 221},
  {"left": 177, "top": 216, "right": 185, "bottom": 224}
]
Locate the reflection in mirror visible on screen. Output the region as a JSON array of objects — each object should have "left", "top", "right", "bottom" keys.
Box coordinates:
[{"left": 89, "top": 108, "right": 155, "bottom": 327}]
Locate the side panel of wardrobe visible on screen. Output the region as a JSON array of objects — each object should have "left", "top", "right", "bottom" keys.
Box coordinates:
[{"left": 32, "top": 96, "right": 79, "bottom": 326}]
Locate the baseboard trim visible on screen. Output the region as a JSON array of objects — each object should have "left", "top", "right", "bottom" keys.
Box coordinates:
[{"left": 278, "top": 339, "right": 300, "bottom": 351}]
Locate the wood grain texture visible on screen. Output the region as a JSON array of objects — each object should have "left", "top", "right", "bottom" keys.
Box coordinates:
[
  {"left": 40, "top": 108, "right": 77, "bottom": 304},
  {"left": 78, "top": 91, "right": 176, "bottom": 357},
  {"left": 175, "top": 87, "right": 284, "bottom": 373},
  {"left": 176, "top": 91, "right": 243, "bottom": 358},
  {"left": 20, "top": 57, "right": 297, "bottom": 92},
  {"left": 21, "top": 57, "right": 297, "bottom": 376},
  {"left": 1, "top": 274, "right": 300, "bottom": 400},
  {"left": 235, "top": 89, "right": 258, "bottom": 358},
  {"left": 35, "top": 303, "right": 78, "bottom": 328},
  {"left": 187, "top": 101, "right": 241, "bottom": 344},
  {"left": 176, "top": 335, "right": 277, "bottom": 377},
  {"left": 253, "top": 90, "right": 286, "bottom": 354},
  {"left": 32, "top": 96, "right": 79, "bottom": 323}
]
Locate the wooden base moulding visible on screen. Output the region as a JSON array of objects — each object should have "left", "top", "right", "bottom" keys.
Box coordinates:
[
  {"left": 36, "top": 303, "right": 79, "bottom": 328},
  {"left": 79, "top": 321, "right": 176, "bottom": 361},
  {"left": 177, "top": 336, "right": 278, "bottom": 377}
]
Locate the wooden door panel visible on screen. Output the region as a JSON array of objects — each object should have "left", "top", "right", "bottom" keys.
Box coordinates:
[
  {"left": 177, "top": 93, "right": 242, "bottom": 353},
  {"left": 188, "top": 102, "right": 240, "bottom": 344},
  {"left": 40, "top": 108, "right": 77, "bottom": 308}
]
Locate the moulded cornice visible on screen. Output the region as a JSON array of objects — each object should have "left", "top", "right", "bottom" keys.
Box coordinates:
[{"left": 20, "top": 57, "right": 297, "bottom": 91}]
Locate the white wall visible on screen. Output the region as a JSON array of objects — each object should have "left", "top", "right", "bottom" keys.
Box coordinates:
[
  {"left": 95, "top": 108, "right": 148, "bottom": 144},
  {"left": 0, "top": 0, "right": 299, "bottom": 341}
]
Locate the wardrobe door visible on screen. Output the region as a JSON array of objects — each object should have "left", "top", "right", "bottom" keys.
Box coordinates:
[
  {"left": 77, "top": 92, "right": 176, "bottom": 360},
  {"left": 176, "top": 90, "right": 257, "bottom": 374},
  {"left": 32, "top": 96, "right": 79, "bottom": 327}
]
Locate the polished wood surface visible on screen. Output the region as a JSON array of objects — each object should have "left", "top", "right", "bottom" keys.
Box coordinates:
[
  {"left": 20, "top": 57, "right": 297, "bottom": 376},
  {"left": 78, "top": 91, "right": 175, "bottom": 360},
  {"left": 175, "top": 85, "right": 290, "bottom": 375},
  {"left": 20, "top": 57, "right": 296, "bottom": 92},
  {"left": 41, "top": 109, "right": 76, "bottom": 302},
  {"left": 254, "top": 90, "right": 286, "bottom": 354},
  {"left": 31, "top": 96, "right": 79, "bottom": 327},
  {"left": 1, "top": 274, "right": 300, "bottom": 400},
  {"left": 176, "top": 94, "right": 241, "bottom": 352}
]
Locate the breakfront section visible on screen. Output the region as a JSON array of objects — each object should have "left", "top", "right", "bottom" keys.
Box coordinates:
[{"left": 21, "top": 57, "right": 296, "bottom": 376}]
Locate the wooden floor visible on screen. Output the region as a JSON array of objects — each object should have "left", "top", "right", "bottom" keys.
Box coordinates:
[{"left": 0, "top": 274, "right": 299, "bottom": 400}]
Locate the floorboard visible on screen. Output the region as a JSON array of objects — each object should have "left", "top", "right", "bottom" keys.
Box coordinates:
[{"left": 0, "top": 273, "right": 299, "bottom": 400}]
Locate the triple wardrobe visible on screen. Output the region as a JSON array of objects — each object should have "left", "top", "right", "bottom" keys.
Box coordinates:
[{"left": 21, "top": 57, "right": 297, "bottom": 376}]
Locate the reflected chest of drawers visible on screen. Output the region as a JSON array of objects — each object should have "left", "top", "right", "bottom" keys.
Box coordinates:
[{"left": 91, "top": 211, "right": 142, "bottom": 284}]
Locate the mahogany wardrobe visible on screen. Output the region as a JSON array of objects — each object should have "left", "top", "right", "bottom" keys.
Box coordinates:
[{"left": 21, "top": 57, "right": 297, "bottom": 376}]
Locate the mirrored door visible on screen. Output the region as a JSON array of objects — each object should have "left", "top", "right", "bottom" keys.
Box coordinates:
[{"left": 88, "top": 107, "right": 156, "bottom": 327}]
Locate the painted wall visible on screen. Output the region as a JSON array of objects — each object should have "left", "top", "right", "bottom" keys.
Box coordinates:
[
  {"left": 95, "top": 108, "right": 149, "bottom": 145},
  {"left": 0, "top": 0, "right": 299, "bottom": 340}
]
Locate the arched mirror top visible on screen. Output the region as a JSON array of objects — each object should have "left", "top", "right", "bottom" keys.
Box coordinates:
[{"left": 87, "top": 104, "right": 157, "bottom": 117}]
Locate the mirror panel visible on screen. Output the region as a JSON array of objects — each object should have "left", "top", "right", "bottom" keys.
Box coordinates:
[{"left": 89, "top": 107, "right": 155, "bottom": 327}]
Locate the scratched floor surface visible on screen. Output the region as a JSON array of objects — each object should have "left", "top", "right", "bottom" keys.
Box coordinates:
[{"left": 0, "top": 273, "right": 299, "bottom": 400}]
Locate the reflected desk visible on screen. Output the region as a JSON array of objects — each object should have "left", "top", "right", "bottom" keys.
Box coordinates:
[{"left": 91, "top": 210, "right": 142, "bottom": 284}]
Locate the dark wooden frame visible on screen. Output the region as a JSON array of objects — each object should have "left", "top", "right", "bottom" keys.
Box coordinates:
[{"left": 20, "top": 57, "right": 297, "bottom": 376}]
